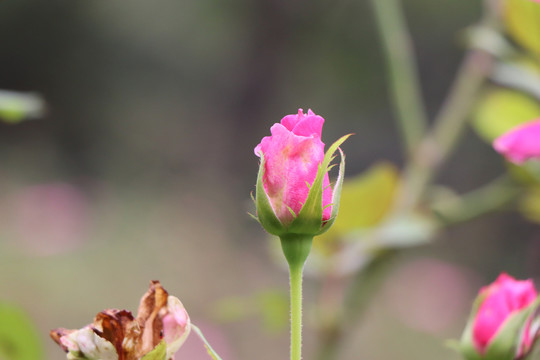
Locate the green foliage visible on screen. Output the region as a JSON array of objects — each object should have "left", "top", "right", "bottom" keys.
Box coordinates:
[
  {"left": 0, "top": 302, "right": 43, "bottom": 360},
  {"left": 141, "top": 341, "right": 167, "bottom": 360},
  {"left": 212, "top": 290, "right": 289, "bottom": 333},
  {"left": 505, "top": 0, "right": 540, "bottom": 57},
  {"left": 255, "top": 291, "right": 289, "bottom": 333},
  {"left": 473, "top": 89, "right": 540, "bottom": 143},
  {"left": 0, "top": 90, "right": 45, "bottom": 124},
  {"left": 520, "top": 185, "right": 540, "bottom": 223}
]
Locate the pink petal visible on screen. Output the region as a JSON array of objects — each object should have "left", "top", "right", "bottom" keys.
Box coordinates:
[{"left": 493, "top": 119, "right": 540, "bottom": 164}]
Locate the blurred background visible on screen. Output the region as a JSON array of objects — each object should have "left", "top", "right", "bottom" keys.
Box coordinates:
[{"left": 0, "top": 0, "right": 538, "bottom": 359}]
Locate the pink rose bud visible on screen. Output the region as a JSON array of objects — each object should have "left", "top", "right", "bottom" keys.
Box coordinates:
[
  {"left": 458, "top": 273, "right": 540, "bottom": 360},
  {"left": 255, "top": 109, "right": 332, "bottom": 225},
  {"left": 493, "top": 119, "right": 540, "bottom": 164},
  {"left": 254, "top": 109, "right": 349, "bottom": 238},
  {"left": 472, "top": 274, "right": 537, "bottom": 354}
]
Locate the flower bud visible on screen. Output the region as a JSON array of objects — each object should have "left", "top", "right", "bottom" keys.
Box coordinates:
[
  {"left": 254, "top": 109, "right": 349, "bottom": 238},
  {"left": 51, "top": 281, "right": 191, "bottom": 360},
  {"left": 493, "top": 119, "right": 540, "bottom": 164},
  {"left": 459, "top": 273, "right": 540, "bottom": 360}
]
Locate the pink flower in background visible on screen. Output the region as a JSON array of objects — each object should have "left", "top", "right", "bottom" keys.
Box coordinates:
[
  {"left": 254, "top": 109, "right": 332, "bottom": 225},
  {"left": 472, "top": 273, "right": 537, "bottom": 354},
  {"left": 9, "top": 182, "right": 89, "bottom": 256},
  {"left": 493, "top": 119, "right": 540, "bottom": 164}
]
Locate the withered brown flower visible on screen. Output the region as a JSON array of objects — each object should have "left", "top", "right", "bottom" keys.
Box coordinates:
[{"left": 51, "top": 281, "right": 190, "bottom": 360}]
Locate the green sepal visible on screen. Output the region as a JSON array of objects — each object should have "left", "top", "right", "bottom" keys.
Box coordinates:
[
  {"left": 255, "top": 152, "right": 286, "bottom": 236},
  {"left": 288, "top": 134, "right": 351, "bottom": 236},
  {"left": 141, "top": 341, "right": 167, "bottom": 360},
  {"left": 459, "top": 294, "right": 540, "bottom": 360},
  {"left": 460, "top": 292, "right": 488, "bottom": 360},
  {"left": 317, "top": 147, "right": 346, "bottom": 235}
]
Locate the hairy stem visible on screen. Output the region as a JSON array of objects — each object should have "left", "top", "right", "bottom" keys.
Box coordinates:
[
  {"left": 290, "top": 262, "right": 304, "bottom": 360},
  {"left": 280, "top": 235, "right": 313, "bottom": 360}
]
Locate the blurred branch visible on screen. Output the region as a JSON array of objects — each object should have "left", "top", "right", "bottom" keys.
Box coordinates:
[
  {"left": 430, "top": 50, "right": 493, "bottom": 165},
  {"left": 368, "top": 0, "right": 428, "bottom": 159},
  {"left": 396, "top": 47, "right": 494, "bottom": 211},
  {"left": 431, "top": 175, "right": 520, "bottom": 225}
]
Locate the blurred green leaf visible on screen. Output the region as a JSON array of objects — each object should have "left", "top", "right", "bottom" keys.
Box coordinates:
[
  {"left": 505, "top": 0, "right": 540, "bottom": 57},
  {"left": 0, "top": 90, "right": 45, "bottom": 124},
  {"left": 255, "top": 290, "right": 289, "bottom": 333},
  {"left": 473, "top": 88, "right": 540, "bottom": 142},
  {"left": 141, "top": 341, "right": 167, "bottom": 360},
  {"left": 212, "top": 290, "right": 288, "bottom": 333},
  {"left": 0, "top": 302, "right": 43, "bottom": 360},
  {"left": 314, "top": 162, "right": 399, "bottom": 253},
  {"left": 212, "top": 296, "right": 253, "bottom": 323},
  {"left": 519, "top": 184, "right": 540, "bottom": 222}
]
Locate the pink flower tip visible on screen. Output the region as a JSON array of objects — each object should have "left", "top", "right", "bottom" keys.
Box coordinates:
[
  {"left": 472, "top": 273, "right": 538, "bottom": 354},
  {"left": 493, "top": 119, "right": 540, "bottom": 164}
]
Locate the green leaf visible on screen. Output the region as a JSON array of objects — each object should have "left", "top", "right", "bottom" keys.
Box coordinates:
[
  {"left": 472, "top": 88, "right": 540, "bottom": 143},
  {"left": 191, "top": 324, "right": 223, "bottom": 360},
  {"left": 141, "top": 341, "right": 167, "bottom": 360},
  {"left": 505, "top": 0, "right": 540, "bottom": 57},
  {"left": 0, "top": 302, "right": 43, "bottom": 360}
]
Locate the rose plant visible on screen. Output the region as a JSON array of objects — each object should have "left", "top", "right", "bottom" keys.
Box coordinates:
[{"left": 254, "top": 109, "right": 349, "bottom": 360}]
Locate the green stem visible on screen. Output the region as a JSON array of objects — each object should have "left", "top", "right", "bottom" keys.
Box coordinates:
[
  {"left": 369, "top": 0, "right": 428, "bottom": 159},
  {"left": 290, "top": 261, "right": 303, "bottom": 360},
  {"left": 280, "top": 235, "right": 313, "bottom": 360},
  {"left": 192, "top": 324, "right": 224, "bottom": 360}
]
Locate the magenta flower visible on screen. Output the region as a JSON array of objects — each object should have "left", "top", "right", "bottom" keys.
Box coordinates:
[
  {"left": 254, "top": 109, "right": 349, "bottom": 238},
  {"left": 493, "top": 119, "right": 540, "bottom": 164},
  {"left": 255, "top": 109, "right": 332, "bottom": 225},
  {"left": 472, "top": 273, "right": 537, "bottom": 354}
]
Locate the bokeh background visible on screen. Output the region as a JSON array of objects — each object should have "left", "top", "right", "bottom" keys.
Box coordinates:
[{"left": 1, "top": 0, "right": 538, "bottom": 359}]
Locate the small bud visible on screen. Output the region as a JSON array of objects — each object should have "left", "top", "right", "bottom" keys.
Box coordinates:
[
  {"left": 253, "top": 109, "right": 349, "bottom": 238},
  {"left": 459, "top": 273, "right": 540, "bottom": 360}
]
